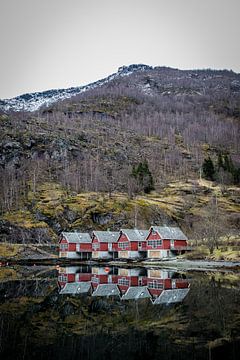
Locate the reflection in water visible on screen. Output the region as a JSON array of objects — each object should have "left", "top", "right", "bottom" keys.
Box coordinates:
[
  {"left": 0, "top": 265, "right": 239, "bottom": 360},
  {"left": 58, "top": 266, "right": 190, "bottom": 304}
]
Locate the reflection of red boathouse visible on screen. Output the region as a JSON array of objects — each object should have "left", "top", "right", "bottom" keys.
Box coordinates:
[
  {"left": 58, "top": 266, "right": 92, "bottom": 288},
  {"left": 144, "top": 269, "right": 190, "bottom": 299},
  {"left": 58, "top": 266, "right": 190, "bottom": 303}
]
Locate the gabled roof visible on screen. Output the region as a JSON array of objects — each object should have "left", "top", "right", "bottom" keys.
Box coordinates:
[
  {"left": 59, "top": 282, "right": 92, "bottom": 295},
  {"left": 151, "top": 226, "right": 188, "bottom": 241},
  {"left": 153, "top": 288, "right": 190, "bottom": 305},
  {"left": 61, "top": 232, "right": 92, "bottom": 243},
  {"left": 92, "top": 231, "right": 119, "bottom": 243},
  {"left": 120, "top": 229, "right": 149, "bottom": 242},
  {"left": 92, "top": 284, "right": 121, "bottom": 297},
  {"left": 121, "top": 286, "right": 151, "bottom": 300}
]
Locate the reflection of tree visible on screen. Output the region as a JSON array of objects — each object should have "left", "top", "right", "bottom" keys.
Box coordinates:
[
  {"left": 186, "top": 274, "right": 239, "bottom": 342},
  {"left": 209, "top": 276, "right": 226, "bottom": 333},
  {"left": 0, "top": 272, "right": 239, "bottom": 360}
]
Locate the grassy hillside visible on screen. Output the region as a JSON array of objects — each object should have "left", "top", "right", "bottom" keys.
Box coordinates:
[{"left": 0, "top": 179, "right": 239, "bottom": 260}]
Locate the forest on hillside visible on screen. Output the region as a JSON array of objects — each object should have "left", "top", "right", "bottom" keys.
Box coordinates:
[
  {"left": 0, "top": 67, "right": 239, "bottom": 253},
  {"left": 1, "top": 67, "right": 240, "bottom": 212}
]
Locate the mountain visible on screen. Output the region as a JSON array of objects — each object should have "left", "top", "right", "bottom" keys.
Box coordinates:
[
  {"left": 2, "top": 64, "right": 240, "bottom": 114},
  {"left": 0, "top": 64, "right": 240, "bottom": 247},
  {"left": 0, "top": 64, "right": 153, "bottom": 112}
]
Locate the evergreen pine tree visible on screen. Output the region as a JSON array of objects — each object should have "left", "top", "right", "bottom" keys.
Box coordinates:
[
  {"left": 232, "top": 167, "right": 240, "bottom": 184},
  {"left": 131, "top": 160, "right": 155, "bottom": 193},
  {"left": 202, "top": 157, "right": 215, "bottom": 181},
  {"left": 217, "top": 153, "right": 224, "bottom": 170},
  {"left": 223, "top": 154, "right": 231, "bottom": 172}
]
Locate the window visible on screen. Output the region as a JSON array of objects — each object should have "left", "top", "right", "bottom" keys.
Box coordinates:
[
  {"left": 60, "top": 243, "right": 68, "bottom": 251},
  {"left": 92, "top": 276, "right": 99, "bottom": 283},
  {"left": 148, "top": 281, "right": 163, "bottom": 289},
  {"left": 147, "top": 239, "right": 162, "bottom": 248},
  {"left": 119, "top": 242, "right": 129, "bottom": 250},
  {"left": 58, "top": 275, "right": 67, "bottom": 282},
  {"left": 118, "top": 278, "right": 129, "bottom": 286},
  {"left": 92, "top": 242, "right": 99, "bottom": 250}
]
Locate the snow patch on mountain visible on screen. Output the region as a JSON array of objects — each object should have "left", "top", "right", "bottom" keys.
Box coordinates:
[{"left": 0, "top": 64, "right": 153, "bottom": 113}]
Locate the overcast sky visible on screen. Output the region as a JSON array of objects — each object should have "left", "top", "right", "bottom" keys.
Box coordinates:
[{"left": 0, "top": 0, "right": 240, "bottom": 99}]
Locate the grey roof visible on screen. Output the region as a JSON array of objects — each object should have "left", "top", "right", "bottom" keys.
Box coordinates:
[
  {"left": 62, "top": 232, "right": 92, "bottom": 243},
  {"left": 153, "top": 288, "right": 190, "bottom": 305},
  {"left": 120, "top": 229, "right": 149, "bottom": 242},
  {"left": 92, "top": 284, "right": 121, "bottom": 297},
  {"left": 151, "top": 226, "right": 188, "bottom": 241},
  {"left": 121, "top": 286, "right": 151, "bottom": 300},
  {"left": 93, "top": 231, "right": 120, "bottom": 243},
  {"left": 59, "top": 282, "right": 92, "bottom": 295}
]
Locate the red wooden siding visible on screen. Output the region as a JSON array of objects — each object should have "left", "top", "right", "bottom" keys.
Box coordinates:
[
  {"left": 173, "top": 240, "right": 187, "bottom": 248},
  {"left": 78, "top": 273, "right": 92, "bottom": 281},
  {"left": 59, "top": 242, "right": 76, "bottom": 252},
  {"left": 146, "top": 229, "right": 187, "bottom": 250},
  {"left": 138, "top": 241, "right": 147, "bottom": 250},
  {"left": 59, "top": 237, "right": 79, "bottom": 252},
  {"left": 59, "top": 237, "right": 69, "bottom": 251},
  {"left": 116, "top": 233, "right": 145, "bottom": 251},
  {"left": 92, "top": 235, "right": 108, "bottom": 251},
  {"left": 146, "top": 229, "right": 170, "bottom": 250},
  {"left": 78, "top": 243, "right": 92, "bottom": 252},
  {"left": 116, "top": 234, "right": 130, "bottom": 251}
]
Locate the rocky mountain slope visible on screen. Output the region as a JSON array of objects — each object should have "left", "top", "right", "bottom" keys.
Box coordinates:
[{"left": 0, "top": 64, "right": 152, "bottom": 112}]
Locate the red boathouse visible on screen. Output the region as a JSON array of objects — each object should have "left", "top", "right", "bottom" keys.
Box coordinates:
[
  {"left": 116, "top": 229, "right": 148, "bottom": 259},
  {"left": 146, "top": 226, "right": 189, "bottom": 259},
  {"left": 92, "top": 231, "right": 119, "bottom": 259},
  {"left": 59, "top": 232, "right": 92, "bottom": 259}
]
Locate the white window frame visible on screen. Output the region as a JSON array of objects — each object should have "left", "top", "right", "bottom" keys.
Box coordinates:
[
  {"left": 148, "top": 281, "right": 164, "bottom": 289},
  {"left": 58, "top": 275, "right": 68, "bottom": 282},
  {"left": 118, "top": 242, "right": 129, "bottom": 250},
  {"left": 118, "top": 278, "right": 130, "bottom": 286},
  {"left": 147, "top": 239, "right": 162, "bottom": 248},
  {"left": 92, "top": 242, "right": 100, "bottom": 250}
]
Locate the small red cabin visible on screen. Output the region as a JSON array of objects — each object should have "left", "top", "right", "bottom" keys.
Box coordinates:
[
  {"left": 59, "top": 232, "right": 92, "bottom": 259},
  {"left": 92, "top": 231, "right": 119, "bottom": 259},
  {"left": 116, "top": 229, "right": 148, "bottom": 259},
  {"left": 146, "top": 226, "right": 188, "bottom": 259}
]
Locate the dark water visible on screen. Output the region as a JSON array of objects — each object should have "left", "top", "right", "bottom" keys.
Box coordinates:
[{"left": 0, "top": 265, "right": 239, "bottom": 360}]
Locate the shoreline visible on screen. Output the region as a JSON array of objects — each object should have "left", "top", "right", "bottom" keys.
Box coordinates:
[{"left": 1, "top": 256, "right": 240, "bottom": 272}]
